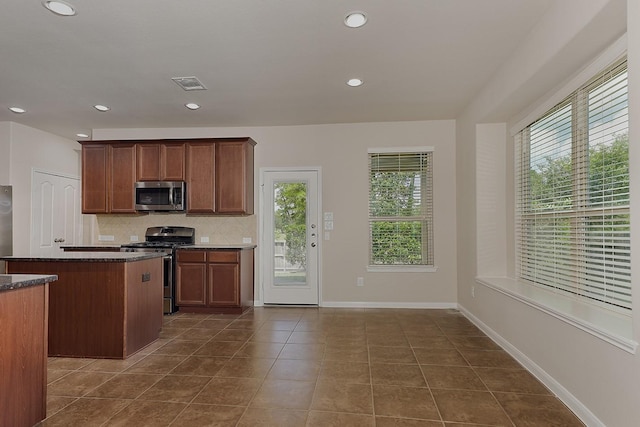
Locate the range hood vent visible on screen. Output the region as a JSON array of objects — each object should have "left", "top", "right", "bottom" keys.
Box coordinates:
[{"left": 171, "top": 76, "right": 207, "bottom": 91}]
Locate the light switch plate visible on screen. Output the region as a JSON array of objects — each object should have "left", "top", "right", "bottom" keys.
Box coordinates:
[
  {"left": 324, "top": 220, "right": 334, "bottom": 230},
  {"left": 323, "top": 212, "right": 334, "bottom": 221}
]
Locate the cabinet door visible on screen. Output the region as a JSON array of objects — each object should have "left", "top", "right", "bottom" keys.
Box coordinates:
[
  {"left": 186, "top": 143, "right": 215, "bottom": 213},
  {"left": 176, "top": 263, "right": 207, "bottom": 306},
  {"left": 109, "top": 144, "right": 137, "bottom": 213},
  {"left": 161, "top": 144, "right": 185, "bottom": 181},
  {"left": 136, "top": 144, "right": 161, "bottom": 181},
  {"left": 215, "top": 141, "right": 254, "bottom": 214},
  {"left": 208, "top": 263, "right": 240, "bottom": 306},
  {"left": 81, "top": 145, "right": 109, "bottom": 213}
]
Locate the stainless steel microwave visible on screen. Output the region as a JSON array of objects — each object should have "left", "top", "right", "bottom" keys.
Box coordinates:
[{"left": 134, "top": 181, "right": 186, "bottom": 211}]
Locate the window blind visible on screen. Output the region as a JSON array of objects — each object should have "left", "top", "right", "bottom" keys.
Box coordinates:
[
  {"left": 515, "top": 59, "right": 631, "bottom": 311},
  {"left": 368, "top": 151, "right": 434, "bottom": 266}
]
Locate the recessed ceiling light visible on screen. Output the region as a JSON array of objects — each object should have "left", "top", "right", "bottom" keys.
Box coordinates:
[
  {"left": 344, "top": 12, "right": 367, "bottom": 28},
  {"left": 346, "top": 78, "right": 364, "bottom": 87},
  {"left": 185, "top": 103, "right": 200, "bottom": 110},
  {"left": 42, "top": 0, "right": 76, "bottom": 16},
  {"left": 93, "top": 104, "right": 110, "bottom": 112},
  {"left": 8, "top": 106, "right": 26, "bottom": 114},
  {"left": 76, "top": 133, "right": 89, "bottom": 138}
]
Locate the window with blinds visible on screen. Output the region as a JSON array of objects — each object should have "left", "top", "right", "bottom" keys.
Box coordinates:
[
  {"left": 368, "top": 149, "right": 434, "bottom": 266},
  {"left": 515, "top": 59, "right": 630, "bottom": 311}
]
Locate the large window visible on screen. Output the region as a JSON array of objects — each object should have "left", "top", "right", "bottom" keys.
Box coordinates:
[
  {"left": 515, "top": 59, "right": 630, "bottom": 311},
  {"left": 368, "top": 148, "right": 434, "bottom": 267}
]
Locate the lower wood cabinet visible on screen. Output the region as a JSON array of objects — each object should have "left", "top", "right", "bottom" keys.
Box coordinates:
[{"left": 176, "top": 248, "right": 254, "bottom": 314}]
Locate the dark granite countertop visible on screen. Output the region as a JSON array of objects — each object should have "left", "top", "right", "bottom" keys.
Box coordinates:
[
  {"left": 178, "top": 244, "right": 257, "bottom": 250},
  {"left": 0, "top": 252, "right": 165, "bottom": 262},
  {"left": 61, "top": 245, "right": 122, "bottom": 250},
  {"left": 0, "top": 274, "right": 58, "bottom": 292}
]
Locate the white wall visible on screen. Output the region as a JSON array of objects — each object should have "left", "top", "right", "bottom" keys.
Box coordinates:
[
  {"left": 457, "top": 0, "right": 640, "bottom": 426},
  {"left": 0, "top": 122, "right": 81, "bottom": 255},
  {"left": 0, "top": 122, "right": 11, "bottom": 183},
  {"left": 93, "top": 120, "right": 458, "bottom": 307}
]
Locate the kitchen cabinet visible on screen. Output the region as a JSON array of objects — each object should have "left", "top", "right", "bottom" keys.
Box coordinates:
[
  {"left": 185, "top": 138, "right": 256, "bottom": 214},
  {"left": 81, "top": 144, "right": 109, "bottom": 213},
  {"left": 80, "top": 142, "right": 136, "bottom": 214},
  {"left": 136, "top": 143, "right": 185, "bottom": 181},
  {"left": 81, "top": 138, "right": 255, "bottom": 215},
  {"left": 176, "top": 247, "right": 254, "bottom": 314},
  {"left": 216, "top": 140, "right": 255, "bottom": 214},
  {"left": 185, "top": 142, "right": 216, "bottom": 213},
  {"left": 109, "top": 143, "right": 137, "bottom": 213}
]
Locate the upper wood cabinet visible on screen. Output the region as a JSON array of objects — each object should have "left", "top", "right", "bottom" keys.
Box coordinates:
[
  {"left": 216, "top": 140, "right": 255, "bottom": 215},
  {"left": 81, "top": 138, "right": 255, "bottom": 215},
  {"left": 109, "top": 144, "right": 137, "bottom": 213},
  {"left": 81, "top": 144, "right": 109, "bottom": 213},
  {"left": 136, "top": 143, "right": 185, "bottom": 181},
  {"left": 185, "top": 142, "right": 216, "bottom": 213},
  {"left": 81, "top": 143, "right": 136, "bottom": 214},
  {"left": 185, "top": 138, "right": 255, "bottom": 215}
]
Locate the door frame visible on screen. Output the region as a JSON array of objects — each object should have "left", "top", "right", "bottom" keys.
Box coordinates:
[{"left": 257, "top": 166, "right": 322, "bottom": 307}]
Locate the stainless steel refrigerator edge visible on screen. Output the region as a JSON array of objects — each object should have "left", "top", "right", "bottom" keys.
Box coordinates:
[{"left": 0, "top": 186, "right": 12, "bottom": 273}]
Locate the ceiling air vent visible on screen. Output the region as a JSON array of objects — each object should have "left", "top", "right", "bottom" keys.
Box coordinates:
[{"left": 171, "top": 76, "right": 207, "bottom": 91}]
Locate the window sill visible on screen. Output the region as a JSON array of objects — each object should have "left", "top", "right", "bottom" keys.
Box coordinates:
[
  {"left": 367, "top": 265, "right": 438, "bottom": 273},
  {"left": 475, "top": 276, "right": 637, "bottom": 354}
]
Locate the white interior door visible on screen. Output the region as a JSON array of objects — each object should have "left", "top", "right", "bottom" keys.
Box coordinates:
[
  {"left": 31, "top": 171, "right": 82, "bottom": 256},
  {"left": 262, "top": 169, "right": 320, "bottom": 305}
]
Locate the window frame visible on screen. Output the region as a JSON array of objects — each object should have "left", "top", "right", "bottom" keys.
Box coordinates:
[
  {"left": 514, "top": 58, "right": 630, "bottom": 313},
  {"left": 367, "top": 147, "right": 436, "bottom": 272}
]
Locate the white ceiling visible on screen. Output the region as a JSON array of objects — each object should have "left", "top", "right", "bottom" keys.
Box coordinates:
[{"left": 0, "top": 0, "right": 554, "bottom": 140}]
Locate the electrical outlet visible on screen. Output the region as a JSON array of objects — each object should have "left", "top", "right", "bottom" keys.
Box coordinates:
[
  {"left": 357, "top": 277, "right": 364, "bottom": 286},
  {"left": 200, "top": 236, "right": 210, "bottom": 243},
  {"left": 130, "top": 235, "right": 139, "bottom": 242},
  {"left": 98, "top": 235, "right": 114, "bottom": 241},
  {"left": 242, "top": 237, "right": 252, "bottom": 244}
]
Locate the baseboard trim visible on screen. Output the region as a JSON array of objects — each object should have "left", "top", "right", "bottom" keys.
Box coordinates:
[
  {"left": 458, "top": 304, "right": 604, "bottom": 427},
  {"left": 321, "top": 301, "right": 457, "bottom": 309}
]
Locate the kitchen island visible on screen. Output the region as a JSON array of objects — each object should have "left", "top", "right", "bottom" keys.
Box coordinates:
[
  {"left": 2, "top": 252, "right": 164, "bottom": 359},
  {"left": 0, "top": 274, "right": 57, "bottom": 427}
]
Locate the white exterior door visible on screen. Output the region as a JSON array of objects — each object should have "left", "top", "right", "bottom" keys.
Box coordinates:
[
  {"left": 31, "top": 171, "right": 82, "bottom": 256},
  {"left": 261, "top": 169, "right": 320, "bottom": 305}
]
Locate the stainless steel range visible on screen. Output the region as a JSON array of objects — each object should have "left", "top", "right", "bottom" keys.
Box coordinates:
[{"left": 121, "top": 226, "right": 195, "bottom": 314}]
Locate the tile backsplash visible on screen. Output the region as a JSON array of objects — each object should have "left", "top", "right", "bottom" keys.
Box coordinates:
[{"left": 91, "top": 214, "right": 257, "bottom": 245}]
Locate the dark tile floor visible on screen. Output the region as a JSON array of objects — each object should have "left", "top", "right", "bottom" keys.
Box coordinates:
[{"left": 41, "top": 307, "right": 584, "bottom": 426}]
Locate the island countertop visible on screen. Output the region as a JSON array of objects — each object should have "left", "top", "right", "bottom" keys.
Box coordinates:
[
  {"left": 0, "top": 274, "right": 58, "bottom": 292},
  {"left": 0, "top": 252, "right": 165, "bottom": 262}
]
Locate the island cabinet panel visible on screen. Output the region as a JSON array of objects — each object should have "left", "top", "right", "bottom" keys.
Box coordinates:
[
  {"left": 137, "top": 143, "right": 185, "bottom": 181},
  {"left": 185, "top": 143, "right": 216, "bottom": 213},
  {"left": 0, "top": 284, "right": 48, "bottom": 427},
  {"left": 5, "top": 257, "right": 163, "bottom": 359},
  {"left": 82, "top": 144, "right": 109, "bottom": 213},
  {"left": 215, "top": 140, "right": 255, "bottom": 214},
  {"left": 176, "top": 248, "right": 254, "bottom": 314},
  {"left": 109, "top": 143, "right": 137, "bottom": 213}
]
